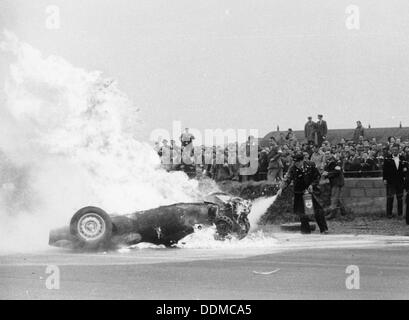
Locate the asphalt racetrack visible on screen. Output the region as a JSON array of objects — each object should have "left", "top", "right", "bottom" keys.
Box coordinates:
[{"left": 1, "top": 233, "right": 409, "bottom": 299}]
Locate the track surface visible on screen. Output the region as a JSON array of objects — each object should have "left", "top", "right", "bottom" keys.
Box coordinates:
[{"left": 1, "top": 234, "right": 409, "bottom": 299}]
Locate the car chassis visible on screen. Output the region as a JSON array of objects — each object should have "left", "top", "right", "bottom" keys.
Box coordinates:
[{"left": 49, "top": 192, "right": 252, "bottom": 250}]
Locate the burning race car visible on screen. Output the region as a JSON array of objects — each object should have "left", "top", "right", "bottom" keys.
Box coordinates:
[{"left": 49, "top": 192, "right": 252, "bottom": 250}]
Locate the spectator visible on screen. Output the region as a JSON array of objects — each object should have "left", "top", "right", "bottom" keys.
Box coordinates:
[
  {"left": 382, "top": 144, "right": 405, "bottom": 218},
  {"left": 304, "top": 116, "right": 316, "bottom": 145},
  {"left": 257, "top": 148, "right": 269, "bottom": 181},
  {"left": 285, "top": 128, "right": 293, "bottom": 140},
  {"left": 360, "top": 152, "right": 376, "bottom": 177},
  {"left": 202, "top": 146, "right": 215, "bottom": 177},
  {"left": 160, "top": 139, "right": 172, "bottom": 171},
  {"left": 239, "top": 138, "right": 256, "bottom": 182},
  {"left": 154, "top": 141, "right": 161, "bottom": 156},
  {"left": 339, "top": 138, "right": 346, "bottom": 148},
  {"left": 403, "top": 146, "right": 409, "bottom": 162},
  {"left": 316, "top": 114, "right": 328, "bottom": 146},
  {"left": 350, "top": 151, "right": 362, "bottom": 175},
  {"left": 267, "top": 146, "right": 283, "bottom": 183},
  {"left": 404, "top": 158, "right": 409, "bottom": 225},
  {"left": 268, "top": 136, "right": 277, "bottom": 148},
  {"left": 310, "top": 145, "right": 325, "bottom": 173},
  {"left": 227, "top": 143, "right": 240, "bottom": 181},
  {"left": 169, "top": 139, "right": 181, "bottom": 170},
  {"left": 212, "top": 146, "right": 229, "bottom": 181},
  {"left": 277, "top": 133, "right": 286, "bottom": 145},
  {"left": 387, "top": 136, "right": 396, "bottom": 147},
  {"left": 288, "top": 132, "right": 298, "bottom": 148},
  {"left": 180, "top": 128, "right": 195, "bottom": 148},
  {"left": 323, "top": 153, "right": 346, "bottom": 219},
  {"left": 353, "top": 121, "right": 365, "bottom": 143}
]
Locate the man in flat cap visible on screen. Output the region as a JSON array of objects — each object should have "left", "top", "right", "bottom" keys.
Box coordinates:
[{"left": 276, "top": 152, "right": 328, "bottom": 234}]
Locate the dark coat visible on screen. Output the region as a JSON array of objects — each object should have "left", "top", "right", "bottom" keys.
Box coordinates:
[
  {"left": 304, "top": 121, "right": 316, "bottom": 141},
  {"left": 325, "top": 159, "right": 344, "bottom": 187},
  {"left": 267, "top": 148, "right": 283, "bottom": 170},
  {"left": 402, "top": 154, "right": 409, "bottom": 190},
  {"left": 360, "top": 158, "right": 376, "bottom": 172},
  {"left": 316, "top": 120, "right": 328, "bottom": 137},
  {"left": 258, "top": 151, "right": 269, "bottom": 173},
  {"left": 353, "top": 126, "right": 365, "bottom": 143},
  {"left": 281, "top": 161, "right": 321, "bottom": 194},
  {"left": 382, "top": 156, "right": 406, "bottom": 186}
]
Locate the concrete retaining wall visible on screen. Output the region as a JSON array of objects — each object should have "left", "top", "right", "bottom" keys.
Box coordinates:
[
  {"left": 343, "top": 178, "right": 404, "bottom": 215},
  {"left": 218, "top": 178, "right": 405, "bottom": 221}
]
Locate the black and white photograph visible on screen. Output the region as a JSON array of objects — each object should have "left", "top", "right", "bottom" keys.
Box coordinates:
[{"left": 1, "top": 0, "right": 409, "bottom": 305}]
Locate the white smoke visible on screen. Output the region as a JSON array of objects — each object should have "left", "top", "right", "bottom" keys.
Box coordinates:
[{"left": 0, "top": 30, "right": 205, "bottom": 252}]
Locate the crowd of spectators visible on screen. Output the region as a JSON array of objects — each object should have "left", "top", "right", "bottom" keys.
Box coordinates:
[{"left": 153, "top": 119, "right": 409, "bottom": 183}]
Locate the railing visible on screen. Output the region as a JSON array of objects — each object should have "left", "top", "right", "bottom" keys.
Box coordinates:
[
  {"left": 257, "top": 170, "right": 383, "bottom": 179},
  {"left": 342, "top": 170, "right": 382, "bottom": 178}
]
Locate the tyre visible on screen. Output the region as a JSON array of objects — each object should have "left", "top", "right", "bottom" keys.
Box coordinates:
[
  {"left": 70, "top": 206, "right": 113, "bottom": 250},
  {"left": 236, "top": 219, "right": 251, "bottom": 239},
  {"left": 280, "top": 222, "right": 317, "bottom": 232},
  {"left": 215, "top": 215, "right": 234, "bottom": 238}
]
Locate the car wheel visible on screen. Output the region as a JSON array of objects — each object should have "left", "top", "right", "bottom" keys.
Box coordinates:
[
  {"left": 70, "top": 206, "right": 113, "bottom": 250},
  {"left": 236, "top": 219, "right": 251, "bottom": 239},
  {"left": 215, "top": 216, "right": 234, "bottom": 238}
]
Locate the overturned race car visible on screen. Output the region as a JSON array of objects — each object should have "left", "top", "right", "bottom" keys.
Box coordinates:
[{"left": 49, "top": 192, "right": 252, "bottom": 250}]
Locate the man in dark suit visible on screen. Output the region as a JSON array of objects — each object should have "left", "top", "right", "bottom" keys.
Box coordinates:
[
  {"left": 403, "top": 150, "right": 409, "bottom": 224},
  {"left": 382, "top": 144, "right": 406, "bottom": 218},
  {"left": 405, "top": 168, "right": 409, "bottom": 225},
  {"left": 316, "top": 114, "right": 328, "bottom": 147}
]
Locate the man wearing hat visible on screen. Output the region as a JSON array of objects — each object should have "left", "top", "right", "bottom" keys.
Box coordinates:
[
  {"left": 276, "top": 153, "right": 329, "bottom": 234},
  {"left": 304, "top": 116, "right": 316, "bottom": 145},
  {"left": 316, "top": 114, "right": 328, "bottom": 147}
]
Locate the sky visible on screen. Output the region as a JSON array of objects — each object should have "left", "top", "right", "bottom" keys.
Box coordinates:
[{"left": 1, "top": 0, "right": 409, "bottom": 141}]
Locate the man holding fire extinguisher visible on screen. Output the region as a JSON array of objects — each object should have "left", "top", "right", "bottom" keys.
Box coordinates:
[{"left": 276, "top": 153, "right": 329, "bottom": 234}]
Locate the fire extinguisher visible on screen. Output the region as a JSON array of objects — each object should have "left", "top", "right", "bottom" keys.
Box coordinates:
[{"left": 304, "top": 191, "right": 314, "bottom": 216}]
